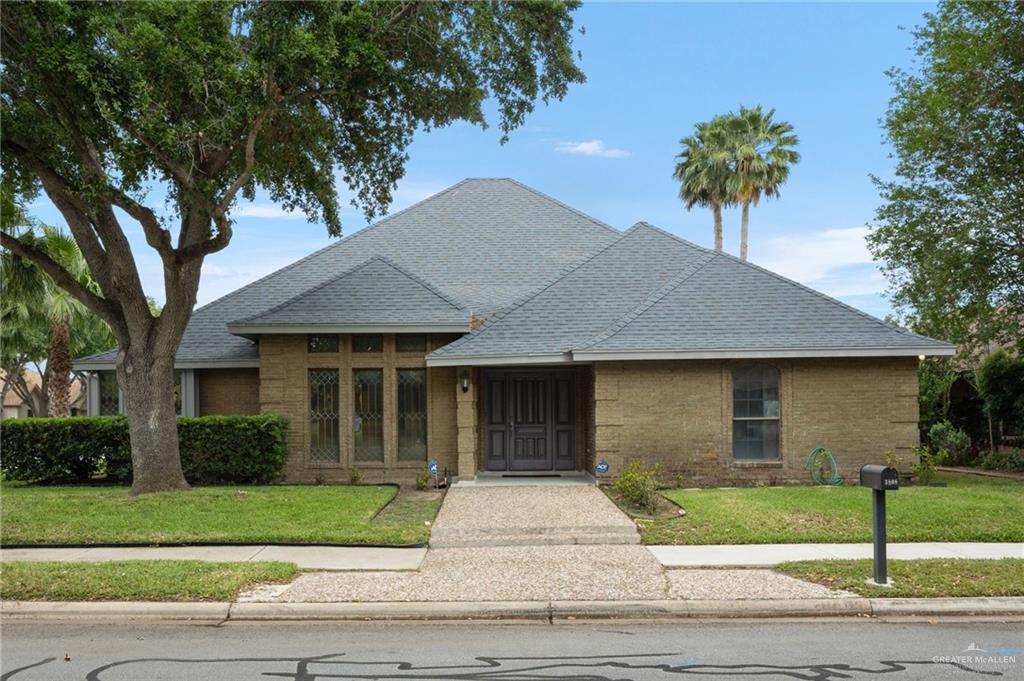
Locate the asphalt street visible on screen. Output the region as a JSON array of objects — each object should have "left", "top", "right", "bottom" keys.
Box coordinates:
[{"left": 1, "top": 619, "right": 1022, "bottom": 681}]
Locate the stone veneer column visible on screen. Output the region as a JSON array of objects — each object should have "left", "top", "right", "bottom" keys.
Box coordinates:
[{"left": 455, "top": 367, "right": 478, "bottom": 481}]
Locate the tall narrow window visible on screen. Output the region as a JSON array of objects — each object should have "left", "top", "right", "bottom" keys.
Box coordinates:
[
  {"left": 173, "top": 370, "right": 184, "bottom": 416},
  {"left": 397, "top": 369, "right": 427, "bottom": 461},
  {"left": 732, "top": 365, "right": 780, "bottom": 460},
  {"left": 309, "top": 369, "right": 340, "bottom": 463},
  {"left": 353, "top": 369, "right": 384, "bottom": 462},
  {"left": 98, "top": 371, "right": 120, "bottom": 415}
]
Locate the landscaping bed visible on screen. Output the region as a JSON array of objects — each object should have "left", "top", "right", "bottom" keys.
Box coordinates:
[
  {"left": 0, "top": 560, "right": 297, "bottom": 601},
  {"left": 0, "top": 484, "right": 442, "bottom": 546},
  {"left": 777, "top": 558, "right": 1024, "bottom": 598},
  {"left": 642, "top": 473, "right": 1024, "bottom": 545}
]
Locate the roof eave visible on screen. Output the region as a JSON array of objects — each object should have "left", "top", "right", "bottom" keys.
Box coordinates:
[
  {"left": 426, "top": 352, "right": 574, "bottom": 367},
  {"left": 72, "top": 358, "right": 262, "bottom": 371},
  {"left": 571, "top": 345, "right": 957, "bottom": 361}
]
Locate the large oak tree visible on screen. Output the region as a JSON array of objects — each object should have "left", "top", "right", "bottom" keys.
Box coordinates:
[{"left": 1, "top": 1, "right": 585, "bottom": 493}]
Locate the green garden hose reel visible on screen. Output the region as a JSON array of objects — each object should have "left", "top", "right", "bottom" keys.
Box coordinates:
[{"left": 806, "top": 446, "right": 843, "bottom": 486}]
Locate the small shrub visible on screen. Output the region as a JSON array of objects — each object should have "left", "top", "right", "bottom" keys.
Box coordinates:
[
  {"left": 415, "top": 469, "right": 432, "bottom": 491},
  {"left": 349, "top": 466, "right": 363, "bottom": 485},
  {"left": 613, "top": 460, "right": 663, "bottom": 514},
  {"left": 928, "top": 421, "right": 972, "bottom": 464},
  {"left": 1, "top": 415, "right": 287, "bottom": 485},
  {"left": 975, "top": 449, "right": 1024, "bottom": 472},
  {"left": 884, "top": 448, "right": 907, "bottom": 472},
  {"left": 912, "top": 444, "right": 945, "bottom": 485}
]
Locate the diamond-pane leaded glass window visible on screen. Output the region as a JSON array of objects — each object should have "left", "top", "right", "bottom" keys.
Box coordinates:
[
  {"left": 396, "top": 334, "right": 427, "bottom": 353},
  {"left": 352, "top": 334, "right": 383, "bottom": 353},
  {"left": 732, "top": 365, "right": 780, "bottom": 460},
  {"left": 98, "top": 371, "right": 120, "bottom": 415},
  {"left": 309, "top": 369, "right": 340, "bottom": 463},
  {"left": 353, "top": 369, "right": 384, "bottom": 462},
  {"left": 397, "top": 369, "right": 427, "bottom": 461}
]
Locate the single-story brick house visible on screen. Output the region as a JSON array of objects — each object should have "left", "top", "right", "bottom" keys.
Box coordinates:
[{"left": 76, "top": 179, "right": 955, "bottom": 486}]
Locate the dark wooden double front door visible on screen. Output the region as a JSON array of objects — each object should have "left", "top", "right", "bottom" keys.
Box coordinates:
[{"left": 483, "top": 369, "right": 576, "bottom": 472}]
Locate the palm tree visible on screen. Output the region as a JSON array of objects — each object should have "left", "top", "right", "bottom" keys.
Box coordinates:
[
  {"left": 721, "top": 106, "right": 800, "bottom": 261},
  {"left": 2, "top": 200, "right": 96, "bottom": 417},
  {"left": 674, "top": 119, "right": 734, "bottom": 251}
]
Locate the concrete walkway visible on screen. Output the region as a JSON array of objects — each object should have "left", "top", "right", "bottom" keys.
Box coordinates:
[
  {"left": 0, "top": 545, "right": 427, "bottom": 571},
  {"left": 429, "top": 484, "right": 639, "bottom": 547},
  {"left": 649, "top": 542, "right": 1024, "bottom": 567}
]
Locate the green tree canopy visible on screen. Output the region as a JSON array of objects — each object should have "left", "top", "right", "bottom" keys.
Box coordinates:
[
  {"left": 1, "top": 1, "right": 585, "bottom": 493},
  {"left": 867, "top": 1, "right": 1023, "bottom": 355}
]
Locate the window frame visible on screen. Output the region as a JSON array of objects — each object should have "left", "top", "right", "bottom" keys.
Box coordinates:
[
  {"left": 351, "top": 334, "right": 384, "bottom": 353},
  {"left": 731, "top": 364, "right": 781, "bottom": 461},
  {"left": 307, "top": 334, "right": 339, "bottom": 353},
  {"left": 353, "top": 368, "right": 385, "bottom": 462},
  {"left": 396, "top": 368, "right": 428, "bottom": 462},
  {"left": 308, "top": 368, "right": 341, "bottom": 464},
  {"left": 395, "top": 333, "right": 428, "bottom": 354}
]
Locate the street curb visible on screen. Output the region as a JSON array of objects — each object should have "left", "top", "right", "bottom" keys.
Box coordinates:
[
  {"left": 0, "top": 601, "right": 230, "bottom": 621},
  {"left": 4, "top": 597, "right": 1024, "bottom": 622}
]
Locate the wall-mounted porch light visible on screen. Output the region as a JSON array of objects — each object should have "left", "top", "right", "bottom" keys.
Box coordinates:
[
  {"left": 918, "top": 354, "right": 926, "bottom": 361},
  {"left": 460, "top": 370, "right": 471, "bottom": 393}
]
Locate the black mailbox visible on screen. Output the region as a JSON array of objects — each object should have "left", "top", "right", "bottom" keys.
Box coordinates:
[
  {"left": 860, "top": 464, "right": 899, "bottom": 491},
  {"left": 860, "top": 464, "right": 899, "bottom": 586}
]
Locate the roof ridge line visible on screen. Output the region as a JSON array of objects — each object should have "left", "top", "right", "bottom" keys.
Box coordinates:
[
  {"left": 234, "top": 255, "right": 466, "bottom": 326},
  {"left": 190, "top": 179, "right": 471, "bottom": 316},
  {"left": 233, "top": 256, "right": 387, "bottom": 324},
  {"left": 370, "top": 256, "right": 465, "bottom": 311},
  {"left": 431, "top": 226, "right": 639, "bottom": 355},
  {"left": 630, "top": 221, "right": 944, "bottom": 344},
  {"left": 575, "top": 251, "right": 717, "bottom": 351},
  {"left": 504, "top": 178, "right": 622, "bottom": 236}
]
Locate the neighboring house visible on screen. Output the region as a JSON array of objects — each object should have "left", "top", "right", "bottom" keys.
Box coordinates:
[
  {"left": 1, "top": 369, "right": 86, "bottom": 420},
  {"left": 75, "top": 179, "right": 955, "bottom": 485}
]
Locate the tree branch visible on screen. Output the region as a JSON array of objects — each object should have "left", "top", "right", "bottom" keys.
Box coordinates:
[{"left": 0, "top": 230, "right": 119, "bottom": 328}]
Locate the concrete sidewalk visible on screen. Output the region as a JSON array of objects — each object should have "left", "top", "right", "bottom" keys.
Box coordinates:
[
  {"left": 649, "top": 542, "right": 1024, "bottom": 567},
  {"left": 0, "top": 545, "right": 427, "bottom": 571}
]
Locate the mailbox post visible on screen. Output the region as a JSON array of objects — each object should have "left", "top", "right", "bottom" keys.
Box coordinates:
[{"left": 859, "top": 464, "right": 899, "bottom": 586}]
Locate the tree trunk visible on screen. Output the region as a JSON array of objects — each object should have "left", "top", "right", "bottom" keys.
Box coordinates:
[
  {"left": 740, "top": 200, "right": 751, "bottom": 261},
  {"left": 118, "top": 349, "right": 189, "bottom": 495},
  {"left": 713, "top": 203, "right": 723, "bottom": 251},
  {"left": 46, "top": 318, "right": 72, "bottom": 417}
]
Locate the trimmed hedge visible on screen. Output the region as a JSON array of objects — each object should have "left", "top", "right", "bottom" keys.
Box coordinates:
[{"left": 1, "top": 414, "right": 287, "bottom": 485}]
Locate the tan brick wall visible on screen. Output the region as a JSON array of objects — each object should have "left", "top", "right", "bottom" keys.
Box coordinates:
[
  {"left": 258, "top": 334, "right": 459, "bottom": 485},
  {"left": 593, "top": 358, "right": 919, "bottom": 486},
  {"left": 197, "top": 368, "right": 260, "bottom": 415}
]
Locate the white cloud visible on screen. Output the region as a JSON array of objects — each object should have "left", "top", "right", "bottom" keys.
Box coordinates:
[
  {"left": 750, "top": 226, "right": 887, "bottom": 299},
  {"left": 555, "top": 139, "right": 630, "bottom": 159},
  {"left": 231, "top": 203, "right": 304, "bottom": 220}
]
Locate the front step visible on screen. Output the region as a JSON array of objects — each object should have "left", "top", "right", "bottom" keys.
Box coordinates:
[{"left": 430, "top": 531, "right": 641, "bottom": 548}]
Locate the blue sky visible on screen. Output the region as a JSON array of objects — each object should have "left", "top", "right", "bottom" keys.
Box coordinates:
[{"left": 30, "top": 2, "right": 933, "bottom": 319}]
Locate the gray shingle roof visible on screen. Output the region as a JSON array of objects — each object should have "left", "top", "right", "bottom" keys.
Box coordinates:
[
  {"left": 428, "top": 223, "right": 955, "bottom": 364},
  {"left": 428, "top": 223, "right": 715, "bottom": 360},
  {"left": 228, "top": 256, "right": 467, "bottom": 331},
  {"left": 76, "top": 179, "right": 620, "bottom": 367}
]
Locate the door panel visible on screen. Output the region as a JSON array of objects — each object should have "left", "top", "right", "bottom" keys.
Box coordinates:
[{"left": 483, "top": 370, "right": 576, "bottom": 472}]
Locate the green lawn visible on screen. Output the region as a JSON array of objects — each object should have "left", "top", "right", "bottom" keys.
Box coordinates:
[
  {"left": 643, "top": 473, "right": 1024, "bottom": 545},
  {"left": 777, "top": 558, "right": 1024, "bottom": 598},
  {"left": 0, "top": 484, "right": 441, "bottom": 546},
  {"left": 0, "top": 560, "right": 297, "bottom": 601}
]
